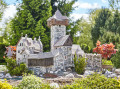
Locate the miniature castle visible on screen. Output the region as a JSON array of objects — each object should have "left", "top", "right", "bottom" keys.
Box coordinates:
[{"left": 15, "top": 10, "right": 85, "bottom": 75}]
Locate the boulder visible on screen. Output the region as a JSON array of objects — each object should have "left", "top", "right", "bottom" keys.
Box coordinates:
[
  {"left": 65, "top": 73, "right": 74, "bottom": 78},
  {"left": 5, "top": 73, "right": 12, "bottom": 78},
  {"left": 74, "top": 74, "right": 84, "bottom": 78},
  {"left": 115, "top": 69, "right": 120, "bottom": 75},
  {"left": 84, "top": 70, "right": 94, "bottom": 76},
  {"left": 50, "top": 83, "right": 59, "bottom": 88},
  {"left": 104, "top": 70, "right": 112, "bottom": 76},
  {"left": 108, "top": 73, "right": 117, "bottom": 78},
  {"left": 0, "top": 73, "right": 4, "bottom": 78}
]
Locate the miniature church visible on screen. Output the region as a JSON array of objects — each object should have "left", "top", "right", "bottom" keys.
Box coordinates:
[{"left": 16, "top": 10, "right": 85, "bottom": 75}]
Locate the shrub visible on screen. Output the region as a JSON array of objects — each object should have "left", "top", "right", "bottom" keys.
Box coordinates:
[
  {"left": 111, "top": 50, "right": 120, "bottom": 68},
  {"left": 5, "top": 58, "right": 32, "bottom": 76},
  {"left": 63, "top": 73, "right": 120, "bottom": 89},
  {"left": 74, "top": 54, "right": 87, "bottom": 74},
  {"left": 15, "top": 75, "right": 51, "bottom": 89},
  {"left": 0, "top": 43, "right": 8, "bottom": 63},
  {"left": 0, "top": 79, "right": 12, "bottom": 89}
]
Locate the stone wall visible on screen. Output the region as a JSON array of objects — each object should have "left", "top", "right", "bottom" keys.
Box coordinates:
[{"left": 85, "top": 53, "right": 102, "bottom": 72}]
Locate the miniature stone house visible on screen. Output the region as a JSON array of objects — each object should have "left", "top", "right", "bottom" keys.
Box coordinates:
[{"left": 16, "top": 10, "right": 91, "bottom": 75}]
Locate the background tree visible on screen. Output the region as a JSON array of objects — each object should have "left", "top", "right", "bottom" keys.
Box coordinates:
[
  {"left": 91, "top": 8, "right": 112, "bottom": 45},
  {"left": 76, "top": 18, "right": 94, "bottom": 53},
  {"left": 0, "top": 0, "right": 6, "bottom": 21},
  {"left": 99, "top": 31, "right": 120, "bottom": 49}
]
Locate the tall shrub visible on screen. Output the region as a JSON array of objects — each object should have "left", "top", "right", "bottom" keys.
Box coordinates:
[
  {"left": 111, "top": 50, "right": 120, "bottom": 68},
  {"left": 74, "top": 54, "right": 87, "bottom": 74},
  {"left": 5, "top": 58, "right": 31, "bottom": 76}
]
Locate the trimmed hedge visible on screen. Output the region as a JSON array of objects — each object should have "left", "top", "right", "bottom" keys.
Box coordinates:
[{"left": 63, "top": 73, "right": 120, "bottom": 89}]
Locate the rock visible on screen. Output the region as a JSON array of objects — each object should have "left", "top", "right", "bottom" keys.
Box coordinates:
[
  {"left": 5, "top": 73, "right": 12, "bottom": 78},
  {"left": 50, "top": 83, "right": 59, "bottom": 88},
  {"left": 74, "top": 74, "right": 84, "bottom": 78},
  {"left": 115, "top": 69, "right": 120, "bottom": 75},
  {"left": 104, "top": 70, "right": 112, "bottom": 76},
  {"left": 63, "top": 72, "right": 69, "bottom": 75},
  {"left": 65, "top": 73, "right": 74, "bottom": 78},
  {"left": 84, "top": 70, "right": 94, "bottom": 76},
  {"left": 66, "top": 68, "right": 72, "bottom": 72},
  {"left": 0, "top": 73, "right": 4, "bottom": 78},
  {"left": 50, "top": 71, "right": 53, "bottom": 74},
  {"left": 117, "top": 75, "right": 120, "bottom": 79},
  {"left": 108, "top": 73, "right": 117, "bottom": 78}
]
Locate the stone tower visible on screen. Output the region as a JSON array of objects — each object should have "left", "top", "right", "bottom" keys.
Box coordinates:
[{"left": 47, "top": 10, "right": 69, "bottom": 51}]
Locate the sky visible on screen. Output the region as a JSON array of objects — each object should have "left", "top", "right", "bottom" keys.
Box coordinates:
[{"left": 0, "top": 0, "right": 109, "bottom": 28}]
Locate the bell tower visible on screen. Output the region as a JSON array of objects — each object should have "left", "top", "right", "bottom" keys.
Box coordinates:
[{"left": 47, "top": 10, "right": 69, "bottom": 51}]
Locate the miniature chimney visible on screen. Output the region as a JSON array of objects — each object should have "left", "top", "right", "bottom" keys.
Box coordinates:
[
  {"left": 38, "top": 36, "right": 41, "bottom": 41},
  {"left": 25, "top": 34, "right": 27, "bottom": 39},
  {"left": 34, "top": 38, "right": 36, "bottom": 42}
]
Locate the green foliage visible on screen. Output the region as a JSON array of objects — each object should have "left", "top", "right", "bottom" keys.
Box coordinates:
[
  {"left": 102, "top": 59, "right": 113, "bottom": 65},
  {"left": 81, "top": 44, "right": 92, "bottom": 53},
  {"left": 51, "top": 0, "right": 77, "bottom": 17},
  {"left": 111, "top": 50, "right": 120, "bottom": 68},
  {"left": 0, "top": 0, "right": 6, "bottom": 21},
  {"left": 15, "top": 75, "right": 51, "bottom": 89},
  {"left": 73, "top": 18, "right": 94, "bottom": 53},
  {"left": 0, "top": 80, "right": 12, "bottom": 89},
  {"left": 91, "top": 8, "right": 112, "bottom": 45},
  {"left": 74, "top": 55, "right": 86, "bottom": 74},
  {"left": 5, "top": 58, "right": 32, "bottom": 76},
  {"left": 99, "top": 31, "right": 120, "bottom": 49},
  {"left": 63, "top": 73, "right": 120, "bottom": 89},
  {"left": 0, "top": 43, "right": 8, "bottom": 63}
]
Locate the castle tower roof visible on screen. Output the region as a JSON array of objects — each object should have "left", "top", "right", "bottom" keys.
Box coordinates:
[
  {"left": 47, "top": 9, "right": 69, "bottom": 27},
  {"left": 47, "top": 9, "right": 68, "bottom": 21}
]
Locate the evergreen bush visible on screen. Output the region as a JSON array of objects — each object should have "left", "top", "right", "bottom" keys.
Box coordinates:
[
  {"left": 111, "top": 50, "right": 120, "bottom": 68},
  {"left": 14, "top": 75, "right": 51, "bottom": 89},
  {"left": 5, "top": 58, "right": 32, "bottom": 76},
  {"left": 74, "top": 54, "right": 87, "bottom": 74},
  {"left": 63, "top": 73, "right": 120, "bottom": 89}
]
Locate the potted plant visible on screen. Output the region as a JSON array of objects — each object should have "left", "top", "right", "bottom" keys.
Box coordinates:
[{"left": 102, "top": 60, "right": 113, "bottom": 71}]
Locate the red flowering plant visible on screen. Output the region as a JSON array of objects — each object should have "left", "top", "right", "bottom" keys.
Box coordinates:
[{"left": 93, "top": 41, "right": 116, "bottom": 59}]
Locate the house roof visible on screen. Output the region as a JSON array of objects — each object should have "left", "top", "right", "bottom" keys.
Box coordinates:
[
  {"left": 47, "top": 9, "right": 68, "bottom": 21},
  {"left": 17, "top": 36, "right": 43, "bottom": 52},
  {"left": 54, "top": 35, "right": 70, "bottom": 47},
  {"left": 72, "top": 44, "right": 84, "bottom": 55},
  {"left": 39, "top": 52, "right": 54, "bottom": 59}
]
